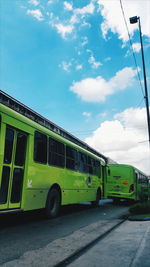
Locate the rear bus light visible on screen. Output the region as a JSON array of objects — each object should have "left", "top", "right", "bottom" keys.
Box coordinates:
[{"left": 129, "top": 184, "right": 134, "bottom": 193}]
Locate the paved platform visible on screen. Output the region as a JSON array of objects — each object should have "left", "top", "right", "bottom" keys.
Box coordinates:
[
  {"left": 2, "top": 219, "right": 123, "bottom": 266},
  {"left": 68, "top": 220, "right": 150, "bottom": 267},
  {"left": 2, "top": 219, "right": 150, "bottom": 267}
]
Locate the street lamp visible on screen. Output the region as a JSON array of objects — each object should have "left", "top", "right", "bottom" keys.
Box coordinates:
[{"left": 129, "top": 16, "right": 150, "bottom": 147}]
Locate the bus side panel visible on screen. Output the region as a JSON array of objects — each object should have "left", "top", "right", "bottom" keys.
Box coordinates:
[
  {"left": 61, "top": 174, "right": 102, "bottom": 205},
  {"left": 22, "top": 134, "right": 102, "bottom": 210}
]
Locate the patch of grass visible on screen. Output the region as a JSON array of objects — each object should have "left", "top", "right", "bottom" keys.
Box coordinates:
[{"left": 129, "top": 200, "right": 150, "bottom": 215}]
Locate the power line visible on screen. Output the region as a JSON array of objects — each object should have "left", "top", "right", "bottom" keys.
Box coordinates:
[
  {"left": 136, "top": 97, "right": 145, "bottom": 108},
  {"left": 138, "top": 140, "right": 149, "bottom": 144},
  {"left": 119, "top": 0, "right": 145, "bottom": 97}
]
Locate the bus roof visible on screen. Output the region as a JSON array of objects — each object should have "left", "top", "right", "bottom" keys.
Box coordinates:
[
  {"left": 108, "top": 164, "right": 148, "bottom": 177},
  {"left": 0, "top": 90, "right": 107, "bottom": 163}
]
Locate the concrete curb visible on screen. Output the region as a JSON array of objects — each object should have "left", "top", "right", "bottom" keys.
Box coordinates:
[
  {"left": 2, "top": 219, "right": 123, "bottom": 267},
  {"left": 128, "top": 216, "right": 150, "bottom": 221}
]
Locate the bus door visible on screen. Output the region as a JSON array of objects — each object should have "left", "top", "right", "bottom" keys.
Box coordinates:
[
  {"left": 0, "top": 126, "right": 27, "bottom": 210},
  {"left": 102, "top": 165, "right": 106, "bottom": 198}
]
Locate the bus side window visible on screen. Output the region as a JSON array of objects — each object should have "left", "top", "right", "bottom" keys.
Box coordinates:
[
  {"left": 78, "top": 152, "right": 87, "bottom": 173},
  {"left": 48, "top": 138, "right": 65, "bottom": 168},
  {"left": 4, "top": 128, "right": 14, "bottom": 164},
  {"left": 88, "top": 156, "right": 95, "bottom": 175},
  {"left": 66, "top": 146, "right": 78, "bottom": 171},
  {"left": 15, "top": 133, "right": 27, "bottom": 166},
  {"left": 95, "top": 160, "right": 101, "bottom": 177},
  {"left": 34, "top": 131, "right": 47, "bottom": 164}
]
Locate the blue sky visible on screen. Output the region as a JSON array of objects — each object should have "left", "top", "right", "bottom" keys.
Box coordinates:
[{"left": 0, "top": 0, "right": 150, "bottom": 173}]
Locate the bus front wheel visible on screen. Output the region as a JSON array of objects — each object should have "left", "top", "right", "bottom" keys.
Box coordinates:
[{"left": 45, "top": 188, "right": 61, "bottom": 219}]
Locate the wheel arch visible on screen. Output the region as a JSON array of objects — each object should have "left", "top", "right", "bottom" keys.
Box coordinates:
[{"left": 46, "top": 183, "right": 62, "bottom": 205}]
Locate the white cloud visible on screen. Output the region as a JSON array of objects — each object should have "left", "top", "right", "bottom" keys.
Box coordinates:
[
  {"left": 75, "top": 2, "right": 95, "bottom": 15},
  {"left": 81, "top": 36, "right": 88, "bottom": 46},
  {"left": 64, "top": 2, "right": 73, "bottom": 11},
  {"left": 77, "top": 51, "right": 81, "bottom": 55},
  {"left": 98, "top": 0, "right": 150, "bottom": 42},
  {"left": 54, "top": 24, "right": 74, "bottom": 39},
  {"left": 125, "top": 42, "right": 141, "bottom": 57},
  {"left": 98, "top": 112, "right": 107, "bottom": 118},
  {"left": 85, "top": 107, "right": 150, "bottom": 174},
  {"left": 114, "top": 107, "right": 147, "bottom": 130},
  {"left": 32, "top": 1, "right": 96, "bottom": 40},
  {"left": 88, "top": 55, "right": 102, "bottom": 69},
  {"left": 47, "top": 0, "right": 56, "bottom": 5},
  {"left": 86, "top": 49, "right": 102, "bottom": 68},
  {"left": 86, "top": 49, "right": 92, "bottom": 53},
  {"left": 70, "top": 67, "right": 136, "bottom": 102},
  {"left": 70, "top": 14, "right": 79, "bottom": 24},
  {"left": 76, "top": 64, "right": 83, "bottom": 70},
  {"left": 59, "top": 61, "right": 72, "bottom": 72},
  {"left": 83, "top": 111, "right": 92, "bottom": 122},
  {"left": 104, "top": 57, "right": 111, "bottom": 62},
  {"left": 67, "top": 2, "right": 95, "bottom": 32},
  {"left": 81, "top": 21, "right": 91, "bottom": 28},
  {"left": 28, "top": 0, "right": 39, "bottom": 6},
  {"left": 27, "top": 9, "right": 44, "bottom": 21},
  {"left": 132, "top": 43, "right": 141, "bottom": 53},
  {"left": 83, "top": 112, "right": 91, "bottom": 117}
]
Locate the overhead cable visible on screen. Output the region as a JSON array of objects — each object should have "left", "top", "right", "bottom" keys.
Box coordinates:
[{"left": 119, "top": 0, "right": 145, "bottom": 97}]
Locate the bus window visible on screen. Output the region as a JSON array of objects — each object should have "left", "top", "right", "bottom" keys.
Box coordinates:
[
  {"left": 88, "top": 156, "right": 95, "bottom": 175},
  {"left": 0, "top": 166, "right": 10, "bottom": 204},
  {"left": 11, "top": 168, "right": 24, "bottom": 203},
  {"left": 34, "top": 131, "right": 47, "bottom": 164},
  {"left": 48, "top": 138, "right": 65, "bottom": 168},
  {"left": 78, "top": 152, "right": 87, "bottom": 173},
  {"left": 95, "top": 160, "right": 101, "bottom": 177},
  {"left": 15, "top": 133, "right": 27, "bottom": 166},
  {"left": 4, "top": 128, "right": 14, "bottom": 164},
  {"left": 66, "top": 146, "right": 78, "bottom": 171}
]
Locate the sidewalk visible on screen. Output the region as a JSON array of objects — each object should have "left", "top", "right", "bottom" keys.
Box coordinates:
[
  {"left": 68, "top": 220, "right": 150, "bottom": 267},
  {"left": 2, "top": 219, "right": 150, "bottom": 267}
]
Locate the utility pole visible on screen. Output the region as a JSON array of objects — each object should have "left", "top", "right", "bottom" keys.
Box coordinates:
[{"left": 130, "top": 16, "right": 150, "bottom": 147}]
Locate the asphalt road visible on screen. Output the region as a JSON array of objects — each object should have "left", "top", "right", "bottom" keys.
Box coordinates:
[{"left": 0, "top": 199, "right": 130, "bottom": 265}]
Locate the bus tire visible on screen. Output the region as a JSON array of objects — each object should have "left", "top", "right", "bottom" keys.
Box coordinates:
[
  {"left": 45, "top": 187, "right": 61, "bottom": 219},
  {"left": 91, "top": 189, "right": 101, "bottom": 207}
]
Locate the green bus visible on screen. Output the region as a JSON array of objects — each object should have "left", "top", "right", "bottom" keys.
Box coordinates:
[
  {"left": 106, "top": 164, "right": 149, "bottom": 202},
  {"left": 0, "top": 90, "right": 106, "bottom": 217}
]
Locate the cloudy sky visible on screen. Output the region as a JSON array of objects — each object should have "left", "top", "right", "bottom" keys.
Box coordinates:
[{"left": 0, "top": 0, "right": 150, "bottom": 174}]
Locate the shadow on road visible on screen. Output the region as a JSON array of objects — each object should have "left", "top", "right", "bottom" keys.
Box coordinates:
[{"left": 0, "top": 199, "right": 131, "bottom": 229}]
